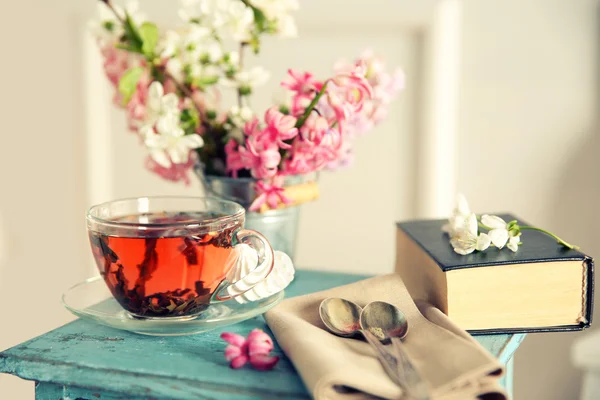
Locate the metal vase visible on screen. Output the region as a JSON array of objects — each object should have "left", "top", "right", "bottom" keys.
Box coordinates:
[{"left": 195, "top": 168, "right": 302, "bottom": 261}]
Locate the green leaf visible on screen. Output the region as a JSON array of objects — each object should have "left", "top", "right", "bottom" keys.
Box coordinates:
[
  {"left": 115, "top": 43, "right": 144, "bottom": 54},
  {"left": 123, "top": 11, "right": 143, "bottom": 51},
  {"left": 118, "top": 67, "right": 144, "bottom": 105},
  {"left": 250, "top": 5, "right": 268, "bottom": 32},
  {"left": 180, "top": 108, "right": 200, "bottom": 134},
  {"left": 140, "top": 22, "right": 159, "bottom": 57}
]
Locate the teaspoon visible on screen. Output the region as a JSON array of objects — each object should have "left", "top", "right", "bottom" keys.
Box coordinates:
[
  {"left": 319, "top": 298, "right": 416, "bottom": 397},
  {"left": 361, "top": 301, "right": 430, "bottom": 400}
]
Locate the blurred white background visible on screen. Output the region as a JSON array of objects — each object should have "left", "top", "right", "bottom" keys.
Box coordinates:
[{"left": 0, "top": 0, "right": 598, "bottom": 398}]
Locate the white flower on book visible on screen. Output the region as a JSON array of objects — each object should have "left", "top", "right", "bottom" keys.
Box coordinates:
[
  {"left": 442, "top": 193, "right": 472, "bottom": 236},
  {"left": 481, "top": 215, "right": 509, "bottom": 249},
  {"left": 449, "top": 213, "right": 491, "bottom": 255},
  {"left": 443, "top": 194, "right": 576, "bottom": 255}
]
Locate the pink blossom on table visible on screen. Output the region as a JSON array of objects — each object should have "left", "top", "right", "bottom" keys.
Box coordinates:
[
  {"left": 256, "top": 107, "right": 298, "bottom": 149},
  {"left": 220, "top": 329, "right": 279, "bottom": 371},
  {"left": 144, "top": 153, "right": 196, "bottom": 186},
  {"left": 247, "top": 328, "right": 274, "bottom": 355},
  {"left": 249, "top": 354, "right": 280, "bottom": 371},
  {"left": 249, "top": 176, "right": 292, "bottom": 212}
]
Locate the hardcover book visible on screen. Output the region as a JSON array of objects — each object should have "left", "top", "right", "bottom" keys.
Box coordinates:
[{"left": 395, "top": 214, "right": 594, "bottom": 334}]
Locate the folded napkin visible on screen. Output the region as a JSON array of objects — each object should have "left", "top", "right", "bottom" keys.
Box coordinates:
[{"left": 264, "top": 274, "right": 506, "bottom": 400}]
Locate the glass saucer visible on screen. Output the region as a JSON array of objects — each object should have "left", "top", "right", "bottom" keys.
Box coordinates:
[{"left": 62, "top": 276, "right": 284, "bottom": 336}]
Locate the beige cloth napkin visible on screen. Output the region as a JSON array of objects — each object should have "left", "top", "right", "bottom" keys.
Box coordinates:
[{"left": 264, "top": 274, "right": 506, "bottom": 400}]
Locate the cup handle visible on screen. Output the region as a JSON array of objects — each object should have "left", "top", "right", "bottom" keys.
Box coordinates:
[{"left": 211, "top": 229, "right": 275, "bottom": 303}]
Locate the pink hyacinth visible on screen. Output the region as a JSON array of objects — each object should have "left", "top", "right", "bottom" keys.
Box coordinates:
[
  {"left": 256, "top": 107, "right": 298, "bottom": 150},
  {"left": 282, "top": 128, "right": 342, "bottom": 176},
  {"left": 281, "top": 69, "right": 319, "bottom": 95},
  {"left": 299, "top": 113, "right": 329, "bottom": 143},
  {"left": 221, "top": 329, "right": 279, "bottom": 371},
  {"left": 225, "top": 136, "right": 281, "bottom": 179},
  {"left": 249, "top": 176, "right": 292, "bottom": 212},
  {"left": 282, "top": 69, "right": 324, "bottom": 116}
]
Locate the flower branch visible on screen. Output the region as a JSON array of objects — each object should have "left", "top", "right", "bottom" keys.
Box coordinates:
[
  {"left": 443, "top": 194, "right": 579, "bottom": 255},
  {"left": 90, "top": 0, "right": 404, "bottom": 207}
]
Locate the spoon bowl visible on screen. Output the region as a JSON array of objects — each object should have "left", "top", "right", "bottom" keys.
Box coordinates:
[
  {"left": 360, "top": 301, "right": 409, "bottom": 341},
  {"left": 319, "top": 297, "right": 362, "bottom": 337}
]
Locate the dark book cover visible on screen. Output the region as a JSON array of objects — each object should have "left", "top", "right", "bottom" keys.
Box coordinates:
[{"left": 397, "top": 214, "right": 594, "bottom": 334}]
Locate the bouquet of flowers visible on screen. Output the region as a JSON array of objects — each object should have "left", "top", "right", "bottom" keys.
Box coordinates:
[{"left": 90, "top": 0, "right": 404, "bottom": 211}]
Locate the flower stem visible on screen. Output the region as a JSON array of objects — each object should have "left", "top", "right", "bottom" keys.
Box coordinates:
[
  {"left": 102, "top": 0, "right": 125, "bottom": 23},
  {"left": 519, "top": 226, "right": 579, "bottom": 250},
  {"left": 295, "top": 83, "right": 328, "bottom": 129},
  {"left": 237, "top": 42, "right": 247, "bottom": 108},
  {"left": 478, "top": 222, "right": 493, "bottom": 231}
]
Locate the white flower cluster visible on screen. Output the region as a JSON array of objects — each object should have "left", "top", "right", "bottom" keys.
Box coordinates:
[
  {"left": 442, "top": 194, "right": 522, "bottom": 255},
  {"left": 139, "top": 82, "right": 204, "bottom": 168},
  {"left": 250, "top": 0, "right": 299, "bottom": 37}
]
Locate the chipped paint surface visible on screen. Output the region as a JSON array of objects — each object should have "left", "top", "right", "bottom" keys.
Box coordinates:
[{"left": 1, "top": 270, "right": 522, "bottom": 399}]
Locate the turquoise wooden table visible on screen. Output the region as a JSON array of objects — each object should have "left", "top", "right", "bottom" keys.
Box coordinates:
[{"left": 0, "top": 270, "right": 525, "bottom": 399}]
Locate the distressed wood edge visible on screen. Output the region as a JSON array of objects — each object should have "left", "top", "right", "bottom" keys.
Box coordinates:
[{"left": 0, "top": 354, "right": 309, "bottom": 400}]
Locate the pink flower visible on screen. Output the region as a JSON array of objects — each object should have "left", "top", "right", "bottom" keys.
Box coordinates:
[
  {"left": 281, "top": 69, "right": 319, "bottom": 95},
  {"left": 330, "top": 60, "right": 373, "bottom": 110},
  {"left": 249, "top": 177, "right": 292, "bottom": 211},
  {"left": 221, "top": 329, "right": 279, "bottom": 371},
  {"left": 145, "top": 153, "right": 196, "bottom": 185},
  {"left": 101, "top": 45, "right": 135, "bottom": 87},
  {"left": 243, "top": 118, "right": 261, "bottom": 137},
  {"left": 257, "top": 107, "right": 298, "bottom": 149},
  {"left": 225, "top": 137, "right": 281, "bottom": 179},
  {"left": 281, "top": 127, "right": 342, "bottom": 176},
  {"left": 246, "top": 137, "right": 281, "bottom": 179},
  {"left": 299, "top": 113, "right": 329, "bottom": 143}
]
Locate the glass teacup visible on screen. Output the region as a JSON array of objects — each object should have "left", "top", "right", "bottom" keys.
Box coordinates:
[{"left": 86, "top": 196, "right": 274, "bottom": 318}]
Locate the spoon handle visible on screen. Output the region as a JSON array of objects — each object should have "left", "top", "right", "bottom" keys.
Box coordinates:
[
  {"left": 360, "top": 330, "right": 416, "bottom": 398},
  {"left": 390, "top": 337, "right": 431, "bottom": 400}
]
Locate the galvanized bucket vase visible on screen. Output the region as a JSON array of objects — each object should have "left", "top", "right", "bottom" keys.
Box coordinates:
[{"left": 195, "top": 168, "right": 302, "bottom": 262}]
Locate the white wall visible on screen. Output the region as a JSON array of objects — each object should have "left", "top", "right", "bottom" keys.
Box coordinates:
[
  {"left": 0, "top": 0, "right": 87, "bottom": 397},
  {"left": 458, "top": 0, "right": 599, "bottom": 398}
]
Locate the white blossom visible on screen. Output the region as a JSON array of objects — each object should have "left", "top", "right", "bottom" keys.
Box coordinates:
[
  {"left": 222, "top": 66, "right": 270, "bottom": 91},
  {"left": 251, "top": 0, "right": 299, "bottom": 37},
  {"left": 178, "top": 0, "right": 254, "bottom": 42},
  {"left": 449, "top": 213, "right": 491, "bottom": 255},
  {"left": 144, "top": 82, "right": 180, "bottom": 128},
  {"left": 225, "top": 105, "right": 254, "bottom": 141},
  {"left": 507, "top": 234, "right": 521, "bottom": 252},
  {"left": 481, "top": 214, "right": 510, "bottom": 249},
  {"left": 141, "top": 114, "right": 204, "bottom": 168},
  {"left": 442, "top": 193, "right": 472, "bottom": 236}
]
